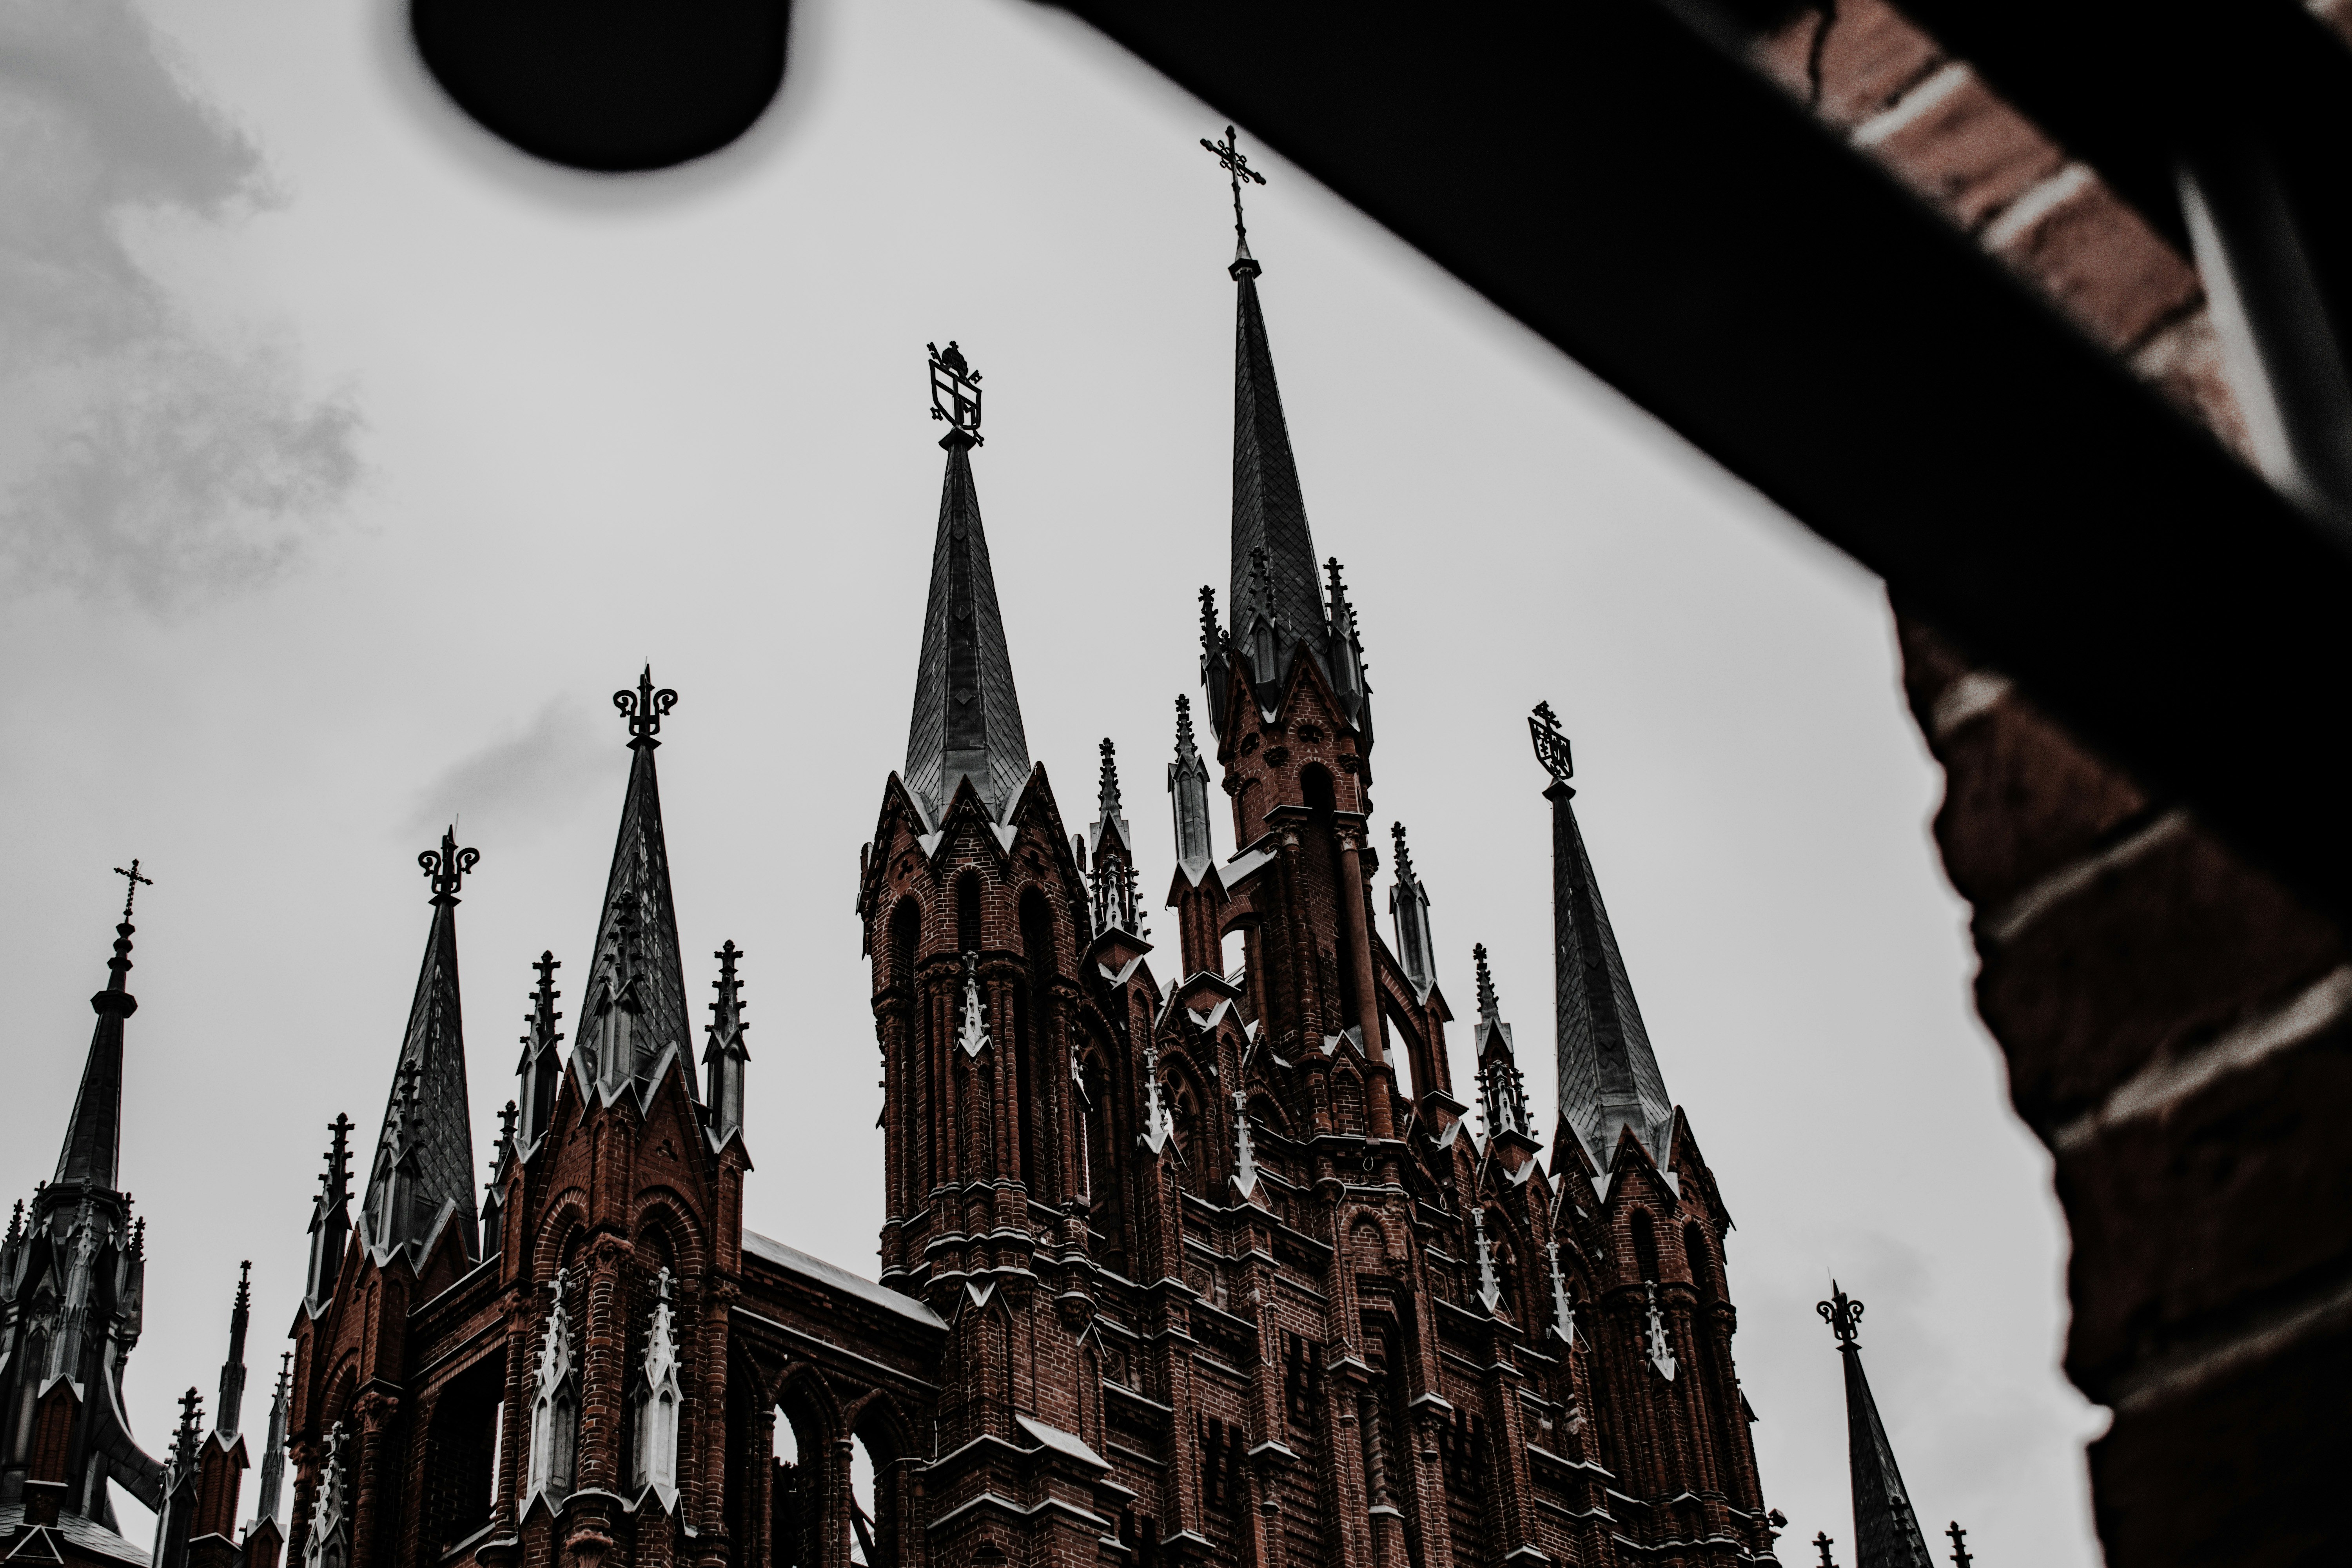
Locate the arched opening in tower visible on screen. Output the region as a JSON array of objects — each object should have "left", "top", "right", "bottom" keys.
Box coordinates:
[{"left": 420, "top": 1349, "right": 505, "bottom": 1555}]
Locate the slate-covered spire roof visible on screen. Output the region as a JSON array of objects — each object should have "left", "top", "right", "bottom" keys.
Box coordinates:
[
  {"left": 1226, "top": 262, "right": 1329, "bottom": 677},
  {"left": 1529, "top": 704, "right": 1674, "bottom": 1171},
  {"left": 579, "top": 669, "right": 694, "bottom": 1102},
  {"left": 1820, "top": 1284, "right": 1936, "bottom": 1568},
  {"left": 361, "top": 829, "right": 481, "bottom": 1262},
  {"left": 54, "top": 899, "right": 142, "bottom": 1190},
  {"left": 906, "top": 344, "right": 1029, "bottom": 824}
]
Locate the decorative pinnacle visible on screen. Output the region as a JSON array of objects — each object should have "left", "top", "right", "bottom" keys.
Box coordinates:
[
  {"left": 1814, "top": 1532, "right": 1838, "bottom": 1568},
  {"left": 419, "top": 826, "right": 481, "bottom": 906},
  {"left": 1473, "top": 943, "right": 1500, "bottom": 1022},
  {"left": 113, "top": 859, "right": 153, "bottom": 922},
  {"left": 710, "top": 940, "right": 747, "bottom": 1031},
  {"left": 526, "top": 951, "right": 564, "bottom": 1045},
  {"left": 1324, "top": 557, "right": 1357, "bottom": 634},
  {"left": 1945, "top": 1523, "right": 1973, "bottom": 1568},
  {"left": 5, "top": 1200, "right": 20, "bottom": 1247},
  {"left": 323, "top": 1113, "right": 355, "bottom": 1203},
  {"left": 497, "top": 1100, "right": 519, "bottom": 1149},
  {"left": 234, "top": 1258, "right": 252, "bottom": 1314},
  {"left": 1174, "top": 693, "right": 1198, "bottom": 753},
  {"left": 615, "top": 665, "right": 679, "bottom": 750},
  {"left": 1098, "top": 738, "right": 1123, "bottom": 818},
  {"left": 1817, "top": 1281, "right": 1864, "bottom": 1347},
  {"left": 1529, "top": 701, "right": 1575, "bottom": 787},
  {"left": 1390, "top": 822, "right": 1416, "bottom": 882},
  {"left": 927, "top": 340, "right": 984, "bottom": 447},
  {"left": 1200, "top": 123, "right": 1267, "bottom": 270},
  {"left": 172, "top": 1388, "right": 204, "bottom": 1466},
  {"left": 1198, "top": 586, "right": 1221, "bottom": 655}
]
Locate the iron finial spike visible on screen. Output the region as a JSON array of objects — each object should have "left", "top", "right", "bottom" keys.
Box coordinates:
[
  {"left": 614, "top": 667, "right": 679, "bottom": 749},
  {"left": 419, "top": 827, "right": 481, "bottom": 907}
]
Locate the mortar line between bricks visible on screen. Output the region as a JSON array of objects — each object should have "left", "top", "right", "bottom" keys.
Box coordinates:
[
  {"left": 2105, "top": 1264, "right": 2352, "bottom": 1416},
  {"left": 1982, "top": 807, "right": 2190, "bottom": 947},
  {"left": 2051, "top": 963, "right": 2352, "bottom": 1152}
]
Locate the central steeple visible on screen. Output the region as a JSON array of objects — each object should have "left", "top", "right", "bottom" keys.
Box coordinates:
[{"left": 904, "top": 340, "right": 1029, "bottom": 822}]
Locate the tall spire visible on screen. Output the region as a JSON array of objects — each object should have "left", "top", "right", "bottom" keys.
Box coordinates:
[
  {"left": 54, "top": 863, "right": 151, "bottom": 1189},
  {"left": 214, "top": 1261, "right": 252, "bottom": 1439},
  {"left": 578, "top": 670, "right": 693, "bottom": 1103},
  {"left": 905, "top": 341, "right": 1030, "bottom": 823},
  {"left": 361, "top": 831, "right": 481, "bottom": 1263},
  {"left": 1819, "top": 1285, "right": 1936, "bottom": 1568},
  {"left": 1224, "top": 214, "right": 1328, "bottom": 686},
  {"left": 703, "top": 941, "right": 750, "bottom": 1147},
  {"left": 1089, "top": 740, "right": 1140, "bottom": 935},
  {"left": 1530, "top": 703, "right": 1673, "bottom": 1171},
  {"left": 1472, "top": 944, "right": 1536, "bottom": 1151},
  {"left": 251, "top": 1352, "right": 290, "bottom": 1526},
  {"left": 516, "top": 951, "right": 564, "bottom": 1148},
  {"left": 1167, "top": 695, "right": 1214, "bottom": 873},
  {"left": 1388, "top": 823, "right": 1438, "bottom": 1002},
  {"left": 305, "top": 1114, "right": 354, "bottom": 1306}
]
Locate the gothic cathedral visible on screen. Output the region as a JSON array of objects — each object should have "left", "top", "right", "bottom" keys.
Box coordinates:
[{"left": 2, "top": 171, "right": 1778, "bottom": 1568}]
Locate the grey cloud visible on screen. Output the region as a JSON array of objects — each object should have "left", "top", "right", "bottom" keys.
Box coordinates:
[
  {"left": 408, "top": 701, "right": 610, "bottom": 842},
  {"left": 0, "top": 0, "right": 360, "bottom": 611}
]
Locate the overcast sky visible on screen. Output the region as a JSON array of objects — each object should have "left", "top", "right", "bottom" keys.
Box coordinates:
[{"left": 0, "top": 1, "right": 2103, "bottom": 1559}]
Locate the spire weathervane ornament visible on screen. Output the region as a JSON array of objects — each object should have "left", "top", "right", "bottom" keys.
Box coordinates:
[
  {"left": 113, "top": 859, "right": 152, "bottom": 921},
  {"left": 1529, "top": 701, "right": 1574, "bottom": 788},
  {"left": 1200, "top": 123, "right": 1267, "bottom": 270},
  {"left": 615, "top": 665, "right": 679, "bottom": 750},
  {"left": 928, "top": 340, "right": 984, "bottom": 447},
  {"left": 1819, "top": 1281, "right": 1864, "bottom": 1345},
  {"left": 419, "top": 828, "right": 481, "bottom": 907}
]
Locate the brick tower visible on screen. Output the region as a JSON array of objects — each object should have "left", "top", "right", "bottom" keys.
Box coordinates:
[{"left": 249, "top": 134, "right": 1782, "bottom": 1568}]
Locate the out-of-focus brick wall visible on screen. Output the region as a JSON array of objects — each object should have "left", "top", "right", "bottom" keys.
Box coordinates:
[{"left": 1757, "top": 6, "right": 2352, "bottom": 1563}]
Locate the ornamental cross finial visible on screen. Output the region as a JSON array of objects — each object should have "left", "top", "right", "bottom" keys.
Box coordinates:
[
  {"left": 1945, "top": 1522, "right": 1973, "bottom": 1568},
  {"left": 1200, "top": 124, "right": 1267, "bottom": 258},
  {"left": 615, "top": 665, "right": 679, "bottom": 750},
  {"left": 1529, "top": 701, "right": 1574, "bottom": 787},
  {"left": 1815, "top": 1532, "right": 1838, "bottom": 1568},
  {"left": 113, "top": 859, "right": 152, "bottom": 922},
  {"left": 419, "top": 827, "right": 481, "bottom": 906},
  {"left": 928, "top": 341, "right": 984, "bottom": 446},
  {"left": 1818, "top": 1281, "right": 1864, "bottom": 1346}
]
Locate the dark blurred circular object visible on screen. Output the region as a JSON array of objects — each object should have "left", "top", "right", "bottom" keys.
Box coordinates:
[{"left": 412, "top": 0, "right": 789, "bottom": 172}]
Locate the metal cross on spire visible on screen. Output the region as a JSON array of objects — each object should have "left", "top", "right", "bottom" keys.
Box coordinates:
[
  {"left": 113, "top": 858, "right": 152, "bottom": 922},
  {"left": 1200, "top": 123, "right": 1267, "bottom": 260}
]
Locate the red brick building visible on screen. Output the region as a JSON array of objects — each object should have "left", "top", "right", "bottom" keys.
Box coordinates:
[{"left": 256, "top": 234, "right": 1780, "bottom": 1568}]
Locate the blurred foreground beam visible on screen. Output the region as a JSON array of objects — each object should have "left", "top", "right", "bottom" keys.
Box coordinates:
[{"left": 1052, "top": 0, "right": 2352, "bottom": 924}]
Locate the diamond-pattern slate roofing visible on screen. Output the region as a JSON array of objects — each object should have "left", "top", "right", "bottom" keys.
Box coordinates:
[
  {"left": 1228, "top": 271, "right": 1328, "bottom": 669},
  {"left": 1840, "top": 1337, "right": 1936, "bottom": 1568},
  {"left": 581, "top": 740, "right": 694, "bottom": 1096},
  {"left": 361, "top": 899, "right": 479, "bottom": 1259},
  {"left": 53, "top": 922, "right": 136, "bottom": 1190},
  {"left": 1548, "top": 784, "right": 1674, "bottom": 1171},
  {"left": 904, "top": 439, "right": 1029, "bottom": 821}
]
